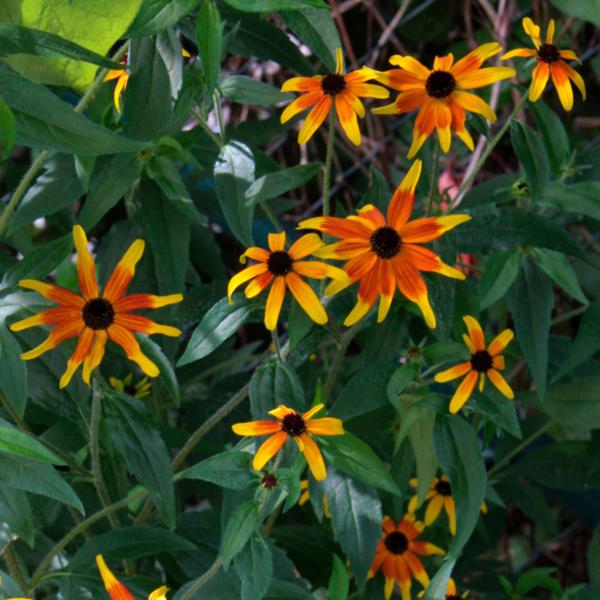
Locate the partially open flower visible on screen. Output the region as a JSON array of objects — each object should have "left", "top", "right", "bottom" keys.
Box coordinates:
[{"left": 109, "top": 374, "right": 151, "bottom": 398}]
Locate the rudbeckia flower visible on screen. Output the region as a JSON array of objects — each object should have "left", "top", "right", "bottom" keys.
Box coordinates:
[
  {"left": 298, "top": 161, "right": 470, "bottom": 328},
  {"left": 299, "top": 479, "right": 331, "bottom": 518},
  {"left": 10, "top": 226, "right": 182, "bottom": 388},
  {"left": 501, "top": 18, "right": 586, "bottom": 111},
  {"left": 280, "top": 48, "right": 389, "bottom": 145},
  {"left": 227, "top": 231, "right": 347, "bottom": 331},
  {"left": 369, "top": 514, "right": 445, "bottom": 600},
  {"left": 434, "top": 315, "right": 514, "bottom": 413},
  {"left": 371, "top": 43, "right": 515, "bottom": 158},
  {"left": 109, "top": 374, "right": 151, "bottom": 398},
  {"left": 96, "top": 554, "right": 168, "bottom": 599},
  {"left": 408, "top": 476, "right": 487, "bottom": 536},
  {"left": 231, "top": 403, "right": 344, "bottom": 481}
]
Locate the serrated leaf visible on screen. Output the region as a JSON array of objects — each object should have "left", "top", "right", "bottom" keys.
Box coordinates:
[
  {"left": 221, "top": 500, "right": 261, "bottom": 568},
  {"left": 181, "top": 450, "right": 255, "bottom": 490}
]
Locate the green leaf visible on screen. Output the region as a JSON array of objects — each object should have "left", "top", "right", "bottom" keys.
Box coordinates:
[
  {"left": 478, "top": 250, "right": 521, "bottom": 310},
  {"left": 470, "top": 390, "right": 521, "bottom": 438},
  {"left": 548, "top": 0, "right": 600, "bottom": 27},
  {"left": 137, "top": 335, "right": 180, "bottom": 406},
  {"left": 249, "top": 359, "right": 306, "bottom": 417},
  {"left": 0, "top": 69, "right": 146, "bottom": 155},
  {"left": 225, "top": 0, "right": 325, "bottom": 10},
  {"left": 507, "top": 258, "right": 553, "bottom": 399},
  {"left": 323, "top": 469, "right": 381, "bottom": 588},
  {"left": 531, "top": 102, "right": 570, "bottom": 176},
  {"left": 105, "top": 390, "right": 176, "bottom": 528},
  {"left": 386, "top": 362, "right": 420, "bottom": 404},
  {"left": 234, "top": 535, "right": 273, "bottom": 600},
  {"left": 5, "top": 0, "right": 143, "bottom": 91},
  {"left": 0, "top": 95, "right": 16, "bottom": 160},
  {"left": 214, "top": 141, "right": 256, "bottom": 246},
  {"left": 408, "top": 411, "right": 438, "bottom": 505},
  {"left": 279, "top": 7, "right": 341, "bottom": 72},
  {"left": 393, "top": 394, "right": 446, "bottom": 450},
  {"left": 79, "top": 153, "right": 142, "bottom": 229},
  {"left": 427, "top": 415, "right": 486, "bottom": 597},
  {"left": 10, "top": 154, "right": 84, "bottom": 232},
  {"left": 221, "top": 75, "right": 293, "bottom": 106},
  {"left": 328, "top": 554, "right": 349, "bottom": 600},
  {"left": 553, "top": 304, "right": 600, "bottom": 382},
  {"left": 510, "top": 120, "right": 550, "bottom": 203},
  {"left": 245, "top": 163, "right": 320, "bottom": 207},
  {"left": 127, "top": 0, "right": 201, "bottom": 37},
  {"left": 541, "top": 181, "right": 600, "bottom": 222},
  {"left": 0, "top": 487, "right": 34, "bottom": 547},
  {"left": 181, "top": 450, "right": 255, "bottom": 490},
  {"left": 0, "top": 421, "right": 65, "bottom": 465},
  {"left": 0, "top": 454, "right": 83, "bottom": 512},
  {"left": 460, "top": 173, "right": 517, "bottom": 208},
  {"left": 0, "top": 324, "right": 28, "bottom": 418},
  {"left": 530, "top": 248, "right": 587, "bottom": 304},
  {"left": 0, "top": 23, "right": 125, "bottom": 68},
  {"left": 320, "top": 432, "right": 401, "bottom": 495},
  {"left": 197, "top": 0, "right": 223, "bottom": 96},
  {"left": 221, "top": 499, "right": 261, "bottom": 569},
  {"left": 178, "top": 297, "right": 260, "bottom": 366}
]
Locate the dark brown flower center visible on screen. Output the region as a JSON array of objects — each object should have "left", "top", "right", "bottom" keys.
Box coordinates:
[
  {"left": 446, "top": 596, "right": 461, "bottom": 600},
  {"left": 82, "top": 298, "right": 115, "bottom": 330},
  {"left": 261, "top": 473, "right": 278, "bottom": 489},
  {"left": 281, "top": 413, "right": 306, "bottom": 436},
  {"left": 267, "top": 251, "right": 293, "bottom": 276},
  {"left": 370, "top": 226, "right": 402, "bottom": 258},
  {"left": 425, "top": 70, "right": 456, "bottom": 98},
  {"left": 470, "top": 349, "right": 493, "bottom": 373},
  {"left": 537, "top": 43, "right": 560, "bottom": 63},
  {"left": 124, "top": 384, "right": 137, "bottom": 396},
  {"left": 321, "top": 73, "right": 346, "bottom": 95},
  {"left": 384, "top": 532, "right": 408, "bottom": 555},
  {"left": 435, "top": 479, "right": 452, "bottom": 496}
]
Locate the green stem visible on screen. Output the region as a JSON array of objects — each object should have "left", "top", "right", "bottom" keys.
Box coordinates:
[
  {"left": 213, "top": 91, "right": 226, "bottom": 145},
  {"left": 193, "top": 108, "right": 223, "bottom": 148},
  {"left": 259, "top": 201, "right": 282, "bottom": 232},
  {"left": 271, "top": 329, "right": 283, "bottom": 361},
  {"left": 322, "top": 107, "right": 336, "bottom": 219},
  {"left": 179, "top": 557, "right": 224, "bottom": 600},
  {"left": 488, "top": 420, "right": 554, "bottom": 478},
  {"left": 454, "top": 93, "right": 528, "bottom": 205},
  {"left": 427, "top": 143, "right": 440, "bottom": 215},
  {"left": 3, "top": 543, "right": 28, "bottom": 594},
  {"left": 551, "top": 304, "right": 588, "bottom": 327},
  {"left": 323, "top": 323, "right": 361, "bottom": 400},
  {"left": 0, "top": 44, "right": 129, "bottom": 240}
]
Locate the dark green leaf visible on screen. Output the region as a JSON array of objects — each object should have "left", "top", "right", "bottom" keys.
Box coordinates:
[
  {"left": 249, "top": 359, "right": 306, "bottom": 417},
  {"left": 386, "top": 362, "right": 419, "bottom": 404},
  {"left": 221, "top": 75, "right": 293, "bottom": 106},
  {"left": 0, "top": 95, "right": 16, "bottom": 160},
  {"left": 181, "top": 450, "right": 255, "bottom": 490},
  {"left": 0, "top": 487, "right": 34, "bottom": 547},
  {"left": 245, "top": 163, "right": 319, "bottom": 207},
  {"left": 178, "top": 297, "right": 260, "bottom": 366},
  {"left": 408, "top": 411, "right": 437, "bottom": 504},
  {"left": 221, "top": 499, "right": 261, "bottom": 568},
  {"left": 328, "top": 554, "right": 349, "bottom": 600},
  {"left": 470, "top": 389, "right": 521, "bottom": 438},
  {"left": 225, "top": 0, "right": 325, "bottom": 10},
  {"left": 234, "top": 535, "right": 273, "bottom": 600},
  {"left": 127, "top": 0, "right": 201, "bottom": 37},
  {"left": 0, "top": 421, "right": 65, "bottom": 465},
  {"left": 105, "top": 390, "right": 176, "bottom": 528},
  {"left": 507, "top": 258, "right": 553, "bottom": 399},
  {"left": 197, "top": 0, "right": 223, "bottom": 95},
  {"left": 0, "top": 323, "right": 28, "bottom": 418},
  {"left": 460, "top": 174, "right": 517, "bottom": 208},
  {"left": 531, "top": 102, "right": 570, "bottom": 176},
  {"left": 478, "top": 250, "right": 521, "bottom": 310},
  {"left": 137, "top": 335, "right": 180, "bottom": 406},
  {"left": 510, "top": 120, "right": 550, "bottom": 203},
  {"left": 548, "top": 0, "right": 600, "bottom": 27},
  {"left": 530, "top": 248, "right": 587, "bottom": 304},
  {"left": 541, "top": 181, "right": 600, "bottom": 221}
]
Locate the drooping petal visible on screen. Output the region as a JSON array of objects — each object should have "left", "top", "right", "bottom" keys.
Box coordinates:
[
  {"left": 455, "top": 66, "right": 515, "bottom": 90},
  {"left": 377, "top": 260, "right": 396, "bottom": 323},
  {"left": 232, "top": 420, "right": 282, "bottom": 436},
  {"left": 113, "top": 314, "right": 181, "bottom": 337},
  {"left": 550, "top": 62, "right": 574, "bottom": 111},
  {"left": 449, "top": 100, "right": 474, "bottom": 151},
  {"left": 501, "top": 48, "right": 537, "bottom": 60},
  {"left": 264, "top": 276, "right": 286, "bottom": 331},
  {"left": 114, "top": 293, "right": 183, "bottom": 312},
  {"left": 253, "top": 431, "right": 288, "bottom": 471},
  {"left": 424, "top": 494, "right": 444, "bottom": 525},
  {"left": 335, "top": 94, "right": 361, "bottom": 145},
  {"left": 434, "top": 362, "right": 472, "bottom": 383},
  {"left": 340, "top": 89, "right": 365, "bottom": 118},
  {"left": 73, "top": 225, "right": 99, "bottom": 300},
  {"left": 387, "top": 160, "right": 422, "bottom": 229},
  {"left": 463, "top": 315, "right": 485, "bottom": 350},
  {"left": 18, "top": 279, "right": 84, "bottom": 309},
  {"left": 434, "top": 101, "right": 452, "bottom": 153},
  {"left": 288, "top": 233, "right": 324, "bottom": 260},
  {"left": 453, "top": 90, "right": 497, "bottom": 121},
  {"left": 103, "top": 239, "right": 145, "bottom": 302},
  {"left": 267, "top": 232, "right": 286, "bottom": 252},
  {"left": 451, "top": 42, "right": 502, "bottom": 77},
  {"left": 529, "top": 62, "right": 550, "bottom": 102},
  {"left": 399, "top": 214, "right": 471, "bottom": 243},
  {"left": 488, "top": 328, "right": 514, "bottom": 356},
  {"left": 59, "top": 327, "right": 94, "bottom": 389},
  {"left": 445, "top": 496, "right": 457, "bottom": 535},
  {"left": 82, "top": 330, "right": 108, "bottom": 384},
  {"left": 448, "top": 370, "right": 478, "bottom": 413},
  {"left": 280, "top": 91, "right": 322, "bottom": 124},
  {"left": 403, "top": 551, "right": 429, "bottom": 588},
  {"left": 20, "top": 318, "right": 84, "bottom": 360},
  {"left": 407, "top": 100, "right": 436, "bottom": 159},
  {"left": 392, "top": 260, "right": 436, "bottom": 328},
  {"left": 96, "top": 555, "right": 135, "bottom": 600},
  {"left": 487, "top": 369, "right": 514, "bottom": 399},
  {"left": 107, "top": 324, "right": 159, "bottom": 377},
  {"left": 299, "top": 433, "right": 327, "bottom": 481},
  {"left": 281, "top": 76, "right": 322, "bottom": 93},
  {"left": 343, "top": 263, "right": 380, "bottom": 326},
  {"left": 298, "top": 95, "right": 332, "bottom": 145},
  {"left": 227, "top": 264, "right": 269, "bottom": 302},
  {"left": 561, "top": 61, "right": 586, "bottom": 100},
  {"left": 305, "top": 417, "right": 344, "bottom": 436},
  {"left": 285, "top": 272, "right": 327, "bottom": 325},
  {"left": 113, "top": 73, "right": 128, "bottom": 114}
]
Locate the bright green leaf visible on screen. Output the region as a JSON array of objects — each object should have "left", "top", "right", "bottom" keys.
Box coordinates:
[{"left": 221, "top": 500, "right": 261, "bottom": 568}]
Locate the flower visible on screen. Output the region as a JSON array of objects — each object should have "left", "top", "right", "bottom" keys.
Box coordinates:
[
  {"left": 96, "top": 554, "right": 168, "bottom": 599},
  {"left": 299, "top": 479, "right": 331, "bottom": 518},
  {"left": 298, "top": 161, "right": 470, "bottom": 328},
  {"left": 501, "top": 18, "right": 586, "bottom": 111},
  {"left": 371, "top": 43, "right": 515, "bottom": 158},
  {"left": 109, "top": 374, "right": 151, "bottom": 398},
  {"left": 280, "top": 48, "right": 389, "bottom": 145},
  {"left": 369, "top": 514, "right": 445, "bottom": 600},
  {"left": 10, "top": 226, "right": 182, "bottom": 388},
  {"left": 434, "top": 315, "right": 514, "bottom": 413},
  {"left": 408, "top": 476, "right": 488, "bottom": 536},
  {"left": 231, "top": 403, "right": 344, "bottom": 481},
  {"left": 227, "top": 231, "right": 347, "bottom": 331},
  {"left": 418, "top": 578, "right": 468, "bottom": 599}
]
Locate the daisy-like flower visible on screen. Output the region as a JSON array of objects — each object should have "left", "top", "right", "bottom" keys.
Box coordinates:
[
  {"left": 227, "top": 231, "right": 347, "bottom": 331},
  {"left": 10, "top": 226, "right": 182, "bottom": 388},
  {"left": 231, "top": 403, "right": 344, "bottom": 481},
  {"left": 372, "top": 43, "right": 515, "bottom": 158},
  {"left": 298, "top": 161, "right": 470, "bottom": 328},
  {"left": 299, "top": 479, "right": 331, "bottom": 518},
  {"left": 109, "top": 374, "right": 151, "bottom": 398},
  {"left": 501, "top": 18, "right": 586, "bottom": 111},
  {"left": 280, "top": 48, "right": 389, "bottom": 145},
  {"left": 369, "top": 514, "right": 445, "bottom": 600},
  {"left": 96, "top": 554, "right": 168, "bottom": 599},
  {"left": 434, "top": 315, "right": 514, "bottom": 413}
]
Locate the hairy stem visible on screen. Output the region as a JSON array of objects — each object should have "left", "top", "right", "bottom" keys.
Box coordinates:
[{"left": 3, "top": 543, "right": 28, "bottom": 594}]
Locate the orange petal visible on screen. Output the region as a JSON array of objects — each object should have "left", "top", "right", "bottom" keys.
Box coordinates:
[
  {"left": 434, "top": 362, "right": 472, "bottom": 383},
  {"left": 96, "top": 555, "right": 135, "bottom": 600},
  {"left": 298, "top": 95, "right": 331, "bottom": 145},
  {"left": 113, "top": 314, "right": 181, "bottom": 337},
  {"left": 455, "top": 66, "right": 515, "bottom": 89},
  {"left": 103, "top": 239, "right": 145, "bottom": 303},
  {"left": 82, "top": 330, "right": 108, "bottom": 384},
  {"left": 281, "top": 76, "right": 322, "bottom": 93},
  {"left": 305, "top": 417, "right": 344, "bottom": 436},
  {"left": 73, "top": 225, "right": 98, "bottom": 300},
  {"left": 313, "top": 239, "right": 371, "bottom": 261},
  {"left": 298, "top": 216, "right": 372, "bottom": 240},
  {"left": 463, "top": 315, "right": 485, "bottom": 350},
  {"left": 264, "top": 276, "right": 286, "bottom": 331},
  {"left": 407, "top": 100, "right": 436, "bottom": 159},
  {"left": 59, "top": 327, "right": 94, "bottom": 389},
  {"left": 451, "top": 42, "right": 502, "bottom": 77},
  {"left": 400, "top": 244, "right": 465, "bottom": 280},
  {"left": 253, "top": 431, "right": 287, "bottom": 472},
  {"left": 449, "top": 370, "right": 478, "bottom": 413},
  {"left": 453, "top": 90, "right": 496, "bottom": 122},
  {"left": 10, "top": 307, "right": 81, "bottom": 332},
  {"left": 335, "top": 94, "right": 361, "bottom": 145},
  {"left": 392, "top": 260, "right": 435, "bottom": 328},
  {"left": 399, "top": 214, "right": 470, "bottom": 243},
  {"left": 487, "top": 369, "right": 514, "bottom": 399},
  {"left": 232, "top": 420, "right": 282, "bottom": 436},
  {"left": 501, "top": 48, "right": 536, "bottom": 60},
  {"left": 550, "top": 62, "right": 573, "bottom": 111},
  {"left": 433, "top": 54, "right": 454, "bottom": 71},
  {"left": 286, "top": 271, "right": 327, "bottom": 325},
  {"left": 244, "top": 271, "right": 273, "bottom": 298},
  {"left": 488, "top": 328, "right": 514, "bottom": 356},
  {"left": 403, "top": 551, "right": 429, "bottom": 588},
  {"left": 288, "top": 233, "right": 324, "bottom": 260},
  {"left": 268, "top": 404, "right": 296, "bottom": 419},
  {"left": 389, "top": 55, "right": 430, "bottom": 79},
  {"left": 20, "top": 318, "right": 84, "bottom": 360},
  {"left": 107, "top": 324, "right": 159, "bottom": 377},
  {"left": 280, "top": 90, "right": 322, "bottom": 124},
  {"left": 357, "top": 204, "right": 386, "bottom": 228},
  {"left": 529, "top": 62, "right": 549, "bottom": 102},
  {"left": 299, "top": 434, "right": 327, "bottom": 481},
  {"left": 242, "top": 246, "right": 270, "bottom": 263},
  {"left": 346, "top": 81, "right": 389, "bottom": 99},
  {"left": 19, "top": 279, "right": 84, "bottom": 309},
  {"left": 114, "top": 293, "right": 182, "bottom": 312},
  {"left": 561, "top": 61, "right": 586, "bottom": 100},
  {"left": 227, "top": 264, "right": 269, "bottom": 302},
  {"left": 387, "top": 160, "right": 422, "bottom": 229},
  {"left": 292, "top": 261, "right": 347, "bottom": 281},
  {"left": 267, "top": 232, "right": 286, "bottom": 252}
]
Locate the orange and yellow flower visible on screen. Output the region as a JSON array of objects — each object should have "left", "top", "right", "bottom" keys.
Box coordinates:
[
  {"left": 280, "top": 48, "right": 389, "bottom": 145},
  {"left": 298, "top": 161, "right": 470, "bottom": 328},
  {"left": 96, "top": 554, "right": 168, "bottom": 599},
  {"left": 501, "top": 18, "right": 586, "bottom": 111},
  {"left": 434, "top": 315, "right": 514, "bottom": 413},
  {"left": 369, "top": 514, "right": 445, "bottom": 600},
  {"left": 371, "top": 43, "right": 515, "bottom": 158},
  {"left": 232, "top": 403, "right": 344, "bottom": 481},
  {"left": 109, "top": 374, "right": 151, "bottom": 398},
  {"left": 227, "top": 231, "right": 347, "bottom": 331},
  {"left": 10, "top": 226, "right": 182, "bottom": 388}
]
